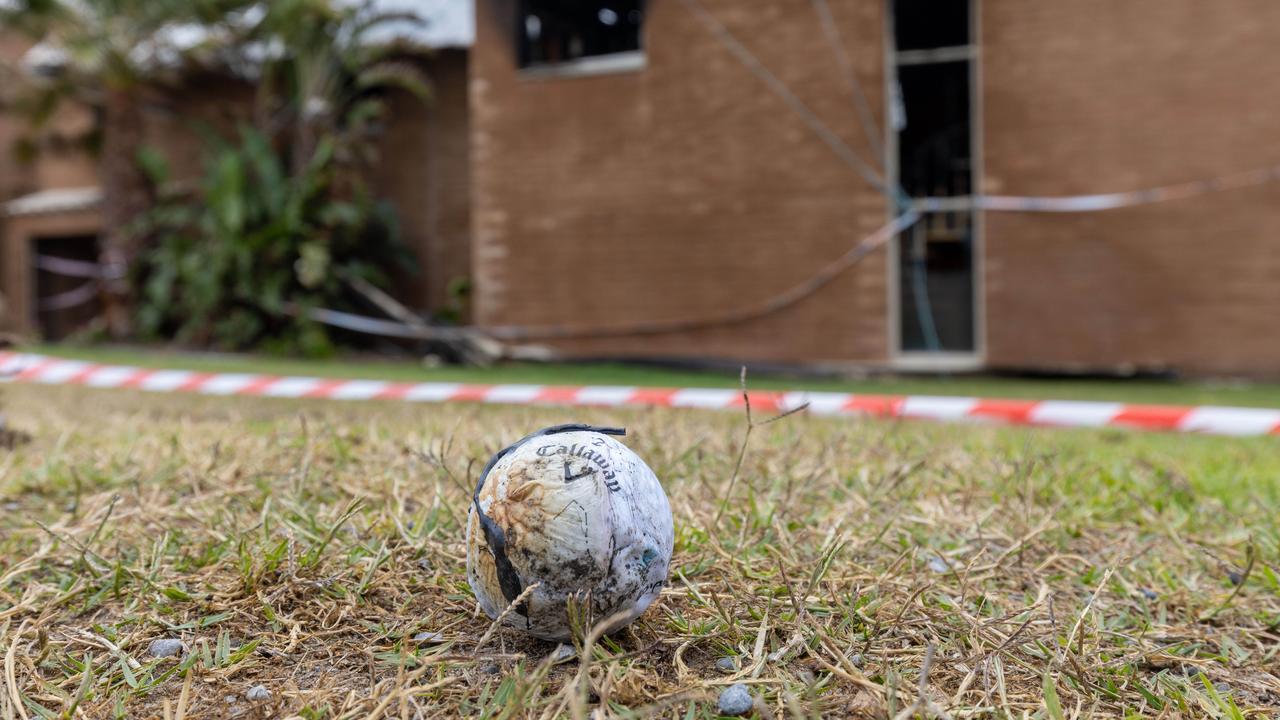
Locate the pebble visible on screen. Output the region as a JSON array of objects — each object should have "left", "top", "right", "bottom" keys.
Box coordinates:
[
  {"left": 927, "top": 556, "right": 950, "bottom": 573},
  {"left": 846, "top": 652, "right": 863, "bottom": 666},
  {"left": 224, "top": 695, "right": 237, "bottom": 704},
  {"left": 1227, "top": 570, "right": 1243, "bottom": 586},
  {"left": 1139, "top": 588, "right": 1159, "bottom": 601},
  {"left": 480, "top": 662, "right": 501, "bottom": 675},
  {"left": 148, "top": 639, "right": 187, "bottom": 658},
  {"left": 714, "top": 656, "right": 738, "bottom": 674},
  {"left": 717, "top": 683, "right": 754, "bottom": 717},
  {"left": 550, "top": 643, "right": 577, "bottom": 664},
  {"left": 412, "top": 631, "right": 444, "bottom": 643},
  {"left": 245, "top": 685, "right": 271, "bottom": 701}
]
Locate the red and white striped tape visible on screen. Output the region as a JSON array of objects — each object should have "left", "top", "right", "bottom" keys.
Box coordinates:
[{"left": 2, "top": 352, "right": 1277, "bottom": 437}]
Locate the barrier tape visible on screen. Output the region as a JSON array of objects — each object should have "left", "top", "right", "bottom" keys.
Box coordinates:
[
  {"left": 34, "top": 254, "right": 106, "bottom": 279},
  {"left": 37, "top": 281, "right": 100, "bottom": 312},
  {"left": 1, "top": 352, "right": 1276, "bottom": 437}
]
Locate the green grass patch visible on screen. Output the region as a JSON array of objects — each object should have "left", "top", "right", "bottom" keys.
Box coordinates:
[{"left": 0, "top": 384, "right": 1276, "bottom": 717}]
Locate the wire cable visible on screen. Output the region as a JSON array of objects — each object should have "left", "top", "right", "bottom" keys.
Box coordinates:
[
  {"left": 677, "top": 0, "right": 895, "bottom": 200},
  {"left": 306, "top": 211, "right": 922, "bottom": 343},
  {"left": 810, "top": 0, "right": 885, "bottom": 166}
]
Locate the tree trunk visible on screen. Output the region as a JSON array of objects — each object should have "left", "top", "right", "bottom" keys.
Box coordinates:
[
  {"left": 97, "top": 86, "right": 152, "bottom": 340},
  {"left": 292, "top": 117, "right": 317, "bottom": 180}
]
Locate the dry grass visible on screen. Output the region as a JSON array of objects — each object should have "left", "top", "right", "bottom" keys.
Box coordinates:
[{"left": 0, "top": 383, "right": 1277, "bottom": 719}]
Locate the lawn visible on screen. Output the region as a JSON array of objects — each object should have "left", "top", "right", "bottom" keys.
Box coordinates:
[
  {"left": 0, "top": 383, "right": 1277, "bottom": 718},
  {"left": 23, "top": 343, "right": 1280, "bottom": 408}
]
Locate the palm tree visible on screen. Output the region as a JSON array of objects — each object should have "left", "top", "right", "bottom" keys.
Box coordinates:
[
  {"left": 250, "top": 0, "right": 432, "bottom": 180},
  {"left": 0, "top": 0, "right": 251, "bottom": 338}
]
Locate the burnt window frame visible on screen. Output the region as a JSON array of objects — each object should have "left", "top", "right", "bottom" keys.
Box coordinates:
[
  {"left": 886, "top": 0, "right": 985, "bottom": 365},
  {"left": 515, "top": 1, "right": 647, "bottom": 78}
]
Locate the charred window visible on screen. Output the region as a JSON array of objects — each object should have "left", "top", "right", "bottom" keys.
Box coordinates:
[
  {"left": 517, "top": 1, "right": 645, "bottom": 69},
  {"left": 893, "top": 0, "right": 968, "bottom": 51},
  {"left": 892, "top": 0, "right": 977, "bottom": 355}
]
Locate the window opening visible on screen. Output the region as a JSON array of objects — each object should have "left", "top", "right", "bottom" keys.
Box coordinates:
[{"left": 518, "top": 1, "right": 645, "bottom": 69}]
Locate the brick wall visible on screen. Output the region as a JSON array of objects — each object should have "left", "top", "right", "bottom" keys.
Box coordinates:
[
  {"left": 0, "top": 34, "right": 98, "bottom": 198},
  {"left": 372, "top": 50, "right": 473, "bottom": 315},
  {"left": 0, "top": 34, "right": 25, "bottom": 203},
  {"left": 981, "top": 0, "right": 1280, "bottom": 375},
  {"left": 470, "top": 0, "right": 892, "bottom": 364}
]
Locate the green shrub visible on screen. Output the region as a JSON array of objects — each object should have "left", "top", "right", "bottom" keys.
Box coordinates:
[{"left": 135, "top": 126, "right": 413, "bottom": 356}]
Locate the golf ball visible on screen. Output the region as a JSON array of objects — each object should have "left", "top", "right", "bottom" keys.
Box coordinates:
[{"left": 465, "top": 424, "right": 674, "bottom": 641}]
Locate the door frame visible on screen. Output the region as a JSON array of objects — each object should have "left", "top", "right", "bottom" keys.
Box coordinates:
[{"left": 883, "top": 0, "right": 985, "bottom": 372}]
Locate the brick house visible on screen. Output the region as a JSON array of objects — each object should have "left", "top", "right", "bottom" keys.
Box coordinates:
[
  {"left": 0, "top": 1, "right": 472, "bottom": 336},
  {"left": 470, "top": 0, "right": 1280, "bottom": 376},
  {"left": 5, "top": 1, "right": 1280, "bottom": 376}
]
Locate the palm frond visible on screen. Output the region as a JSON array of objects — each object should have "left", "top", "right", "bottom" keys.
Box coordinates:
[{"left": 355, "top": 60, "right": 430, "bottom": 101}]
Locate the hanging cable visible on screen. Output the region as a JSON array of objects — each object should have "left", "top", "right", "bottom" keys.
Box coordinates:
[
  {"left": 810, "top": 0, "right": 885, "bottom": 166},
  {"left": 306, "top": 211, "right": 922, "bottom": 343},
  {"left": 809, "top": 0, "right": 945, "bottom": 350},
  {"left": 677, "top": 0, "right": 897, "bottom": 201},
  {"left": 906, "top": 221, "right": 942, "bottom": 351},
  {"left": 676, "top": 0, "right": 951, "bottom": 352}
]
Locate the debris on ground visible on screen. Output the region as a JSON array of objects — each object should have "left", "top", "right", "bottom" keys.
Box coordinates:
[
  {"left": 147, "top": 638, "right": 186, "bottom": 658},
  {"left": 550, "top": 643, "right": 576, "bottom": 664},
  {"left": 717, "top": 683, "right": 754, "bottom": 716}
]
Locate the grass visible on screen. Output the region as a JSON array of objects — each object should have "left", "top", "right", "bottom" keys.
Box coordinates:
[
  {"left": 0, "top": 383, "right": 1278, "bottom": 718},
  {"left": 22, "top": 342, "right": 1280, "bottom": 408}
]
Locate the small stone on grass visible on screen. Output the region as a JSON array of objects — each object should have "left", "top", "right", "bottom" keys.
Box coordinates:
[
  {"left": 148, "top": 639, "right": 186, "bottom": 658},
  {"left": 717, "top": 683, "right": 753, "bottom": 717},
  {"left": 551, "top": 643, "right": 576, "bottom": 664},
  {"left": 714, "top": 657, "right": 738, "bottom": 674},
  {"left": 245, "top": 685, "right": 271, "bottom": 701},
  {"left": 927, "top": 556, "right": 950, "bottom": 573},
  {"left": 412, "top": 631, "right": 444, "bottom": 643}
]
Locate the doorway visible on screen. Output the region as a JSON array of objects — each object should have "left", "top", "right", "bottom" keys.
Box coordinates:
[
  {"left": 888, "top": 0, "right": 980, "bottom": 363},
  {"left": 33, "top": 235, "right": 102, "bottom": 340}
]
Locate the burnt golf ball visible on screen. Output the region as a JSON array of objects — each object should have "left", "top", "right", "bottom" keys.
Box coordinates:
[{"left": 465, "top": 424, "right": 674, "bottom": 641}]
